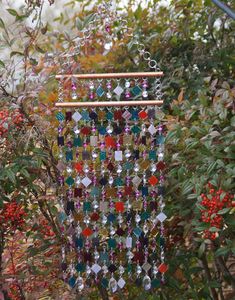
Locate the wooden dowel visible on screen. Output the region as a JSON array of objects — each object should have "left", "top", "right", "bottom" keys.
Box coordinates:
[
  {"left": 55, "top": 100, "right": 163, "bottom": 108},
  {"left": 55, "top": 72, "right": 163, "bottom": 80}
]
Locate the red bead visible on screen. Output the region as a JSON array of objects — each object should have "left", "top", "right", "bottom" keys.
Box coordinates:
[{"left": 115, "top": 202, "right": 124, "bottom": 213}]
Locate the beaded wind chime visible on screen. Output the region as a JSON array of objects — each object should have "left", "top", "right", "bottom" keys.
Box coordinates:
[{"left": 55, "top": 1, "right": 167, "bottom": 293}]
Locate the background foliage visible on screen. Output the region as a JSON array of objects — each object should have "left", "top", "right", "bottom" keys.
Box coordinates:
[{"left": 0, "top": 0, "right": 234, "bottom": 299}]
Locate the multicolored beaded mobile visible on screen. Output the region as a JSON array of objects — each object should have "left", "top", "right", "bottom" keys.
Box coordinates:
[{"left": 54, "top": 1, "right": 167, "bottom": 293}]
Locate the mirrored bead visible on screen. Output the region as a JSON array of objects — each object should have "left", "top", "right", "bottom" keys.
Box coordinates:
[
  {"left": 86, "top": 265, "right": 91, "bottom": 275},
  {"left": 77, "top": 276, "right": 84, "bottom": 291},
  {"left": 102, "top": 215, "right": 107, "bottom": 225},
  {"left": 124, "top": 149, "right": 131, "bottom": 158},
  {"left": 67, "top": 166, "right": 73, "bottom": 174},
  {"left": 83, "top": 164, "right": 89, "bottom": 173},
  {"left": 75, "top": 176, "right": 81, "bottom": 185},
  {"left": 136, "top": 265, "right": 142, "bottom": 275},
  {"left": 108, "top": 176, "right": 114, "bottom": 185},
  {"left": 73, "top": 126, "right": 80, "bottom": 134},
  {"left": 134, "top": 163, "right": 140, "bottom": 172},
  {"left": 135, "top": 214, "right": 141, "bottom": 224},
  {"left": 143, "top": 275, "right": 151, "bottom": 290},
  {"left": 117, "top": 165, "right": 122, "bottom": 174},
  {"left": 106, "top": 124, "right": 113, "bottom": 134},
  {"left": 109, "top": 277, "right": 118, "bottom": 293},
  {"left": 92, "top": 150, "right": 98, "bottom": 159}
]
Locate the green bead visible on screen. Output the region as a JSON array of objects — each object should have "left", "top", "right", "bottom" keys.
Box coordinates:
[
  {"left": 106, "top": 111, "right": 114, "bottom": 120},
  {"left": 100, "top": 252, "right": 109, "bottom": 263},
  {"left": 81, "top": 110, "right": 90, "bottom": 121},
  {"left": 114, "top": 177, "right": 124, "bottom": 187},
  {"left": 160, "top": 237, "right": 165, "bottom": 247},
  {"left": 152, "top": 278, "right": 161, "bottom": 288},
  {"left": 149, "top": 150, "right": 157, "bottom": 161},
  {"left": 66, "top": 176, "right": 74, "bottom": 186},
  {"left": 76, "top": 262, "right": 85, "bottom": 273},
  {"left": 133, "top": 227, "right": 142, "bottom": 238},
  {"left": 83, "top": 202, "right": 91, "bottom": 212},
  {"left": 124, "top": 161, "right": 133, "bottom": 170},
  {"left": 132, "top": 85, "right": 142, "bottom": 96},
  {"left": 127, "top": 263, "right": 132, "bottom": 273},
  {"left": 73, "top": 136, "right": 82, "bottom": 147},
  {"left": 56, "top": 111, "right": 65, "bottom": 121},
  {"left": 101, "top": 278, "right": 108, "bottom": 288},
  {"left": 66, "top": 150, "right": 73, "bottom": 161},
  {"left": 131, "top": 125, "right": 141, "bottom": 134},
  {"left": 96, "top": 86, "right": 105, "bottom": 97},
  {"left": 90, "top": 187, "right": 100, "bottom": 197},
  {"left": 108, "top": 238, "right": 117, "bottom": 249},
  {"left": 141, "top": 211, "right": 150, "bottom": 221},
  {"left": 100, "top": 151, "right": 106, "bottom": 161}
]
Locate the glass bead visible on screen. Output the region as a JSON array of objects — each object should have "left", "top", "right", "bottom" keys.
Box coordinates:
[
  {"left": 101, "top": 278, "right": 109, "bottom": 289},
  {"left": 124, "top": 149, "right": 131, "bottom": 158},
  {"left": 68, "top": 276, "right": 76, "bottom": 288},
  {"left": 109, "top": 277, "right": 118, "bottom": 293},
  {"left": 77, "top": 276, "right": 84, "bottom": 291},
  {"left": 143, "top": 275, "right": 151, "bottom": 291},
  {"left": 71, "top": 91, "right": 77, "bottom": 100}
]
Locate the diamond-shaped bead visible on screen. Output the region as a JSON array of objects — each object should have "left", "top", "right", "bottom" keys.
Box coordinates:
[
  {"left": 96, "top": 86, "right": 105, "bottom": 97},
  {"left": 91, "top": 263, "right": 101, "bottom": 274},
  {"left": 133, "top": 227, "right": 142, "bottom": 238},
  {"left": 148, "top": 175, "right": 158, "bottom": 186},
  {"left": 114, "top": 85, "right": 124, "bottom": 96},
  {"left": 122, "top": 110, "right": 132, "bottom": 120},
  {"left": 115, "top": 150, "right": 123, "bottom": 161},
  {"left": 132, "top": 85, "right": 142, "bottom": 96},
  {"left": 157, "top": 212, "right": 167, "bottom": 222},
  {"left": 82, "top": 227, "right": 93, "bottom": 237},
  {"left": 148, "top": 124, "right": 157, "bottom": 135},
  {"left": 72, "top": 111, "right": 82, "bottom": 122},
  {"left": 142, "top": 262, "right": 151, "bottom": 272},
  {"left": 132, "top": 175, "right": 141, "bottom": 187},
  {"left": 158, "top": 263, "right": 168, "bottom": 273},
  {"left": 118, "top": 278, "right": 126, "bottom": 289},
  {"left": 82, "top": 176, "right": 92, "bottom": 187},
  {"left": 138, "top": 110, "right": 148, "bottom": 119}
]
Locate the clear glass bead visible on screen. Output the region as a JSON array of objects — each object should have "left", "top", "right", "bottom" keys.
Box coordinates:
[
  {"left": 75, "top": 176, "right": 81, "bottom": 185},
  {"left": 73, "top": 126, "right": 80, "bottom": 134},
  {"left": 67, "top": 166, "right": 73, "bottom": 174},
  {"left": 135, "top": 214, "right": 141, "bottom": 223},
  {"left": 92, "top": 150, "right": 98, "bottom": 159},
  {"left": 136, "top": 264, "right": 142, "bottom": 275},
  {"left": 102, "top": 215, "right": 107, "bottom": 225},
  {"left": 134, "top": 162, "right": 140, "bottom": 172},
  {"left": 150, "top": 163, "right": 157, "bottom": 172},
  {"left": 124, "top": 149, "right": 131, "bottom": 158},
  {"left": 77, "top": 276, "right": 84, "bottom": 291},
  {"left": 92, "top": 200, "right": 99, "bottom": 210},
  {"left": 84, "top": 215, "right": 90, "bottom": 225},
  {"left": 83, "top": 164, "right": 89, "bottom": 173},
  {"left": 71, "top": 91, "right": 77, "bottom": 100},
  {"left": 106, "top": 124, "right": 113, "bottom": 134},
  {"left": 142, "top": 90, "right": 148, "bottom": 98},
  {"left": 108, "top": 176, "right": 114, "bottom": 185},
  {"left": 125, "top": 81, "right": 130, "bottom": 88},
  {"left": 117, "top": 164, "right": 122, "bottom": 174}
]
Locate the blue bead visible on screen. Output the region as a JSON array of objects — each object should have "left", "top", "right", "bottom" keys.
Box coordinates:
[{"left": 68, "top": 276, "right": 76, "bottom": 288}]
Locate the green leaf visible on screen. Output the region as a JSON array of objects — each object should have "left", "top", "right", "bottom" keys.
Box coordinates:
[
  {"left": 209, "top": 227, "right": 220, "bottom": 232},
  {"left": 0, "top": 18, "right": 5, "bottom": 29},
  {"left": 5, "top": 169, "right": 16, "bottom": 184},
  {"left": 198, "top": 242, "right": 205, "bottom": 257},
  {"left": 0, "top": 60, "right": 5, "bottom": 68},
  {"left": 10, "top": 51, "right": 24, "bottom": 58},
  {"left": 215, "top": 247, "right": 229, "bottom": 257},
  {"left": 217, "top": 207, "right": 230, "bottom": 215},
  {"left": 7, "top": 9, "right": 18, "bottom": 17}
]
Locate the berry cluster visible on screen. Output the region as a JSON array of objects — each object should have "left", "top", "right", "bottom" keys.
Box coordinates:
[
  {"left": 0, "top": 201, "right": 27, "bottom": 231},
  {"left": 200, "top": 183, "right": 234, "bottom": 240},
  {"left": 33, "top": 219, "right": 55, "bottom": 238},
  {"left": 0, "top": 108, "right": 24, "bottom": 137}
]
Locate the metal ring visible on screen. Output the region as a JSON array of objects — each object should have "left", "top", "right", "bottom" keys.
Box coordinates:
[
  {"left": 143, "top": 51, "right": 151, "bottom": 60},
  {"left": 137, "top": 43, "right": 145, "bottom": 52},
  {"left": 148, "top": 59, "right": 157, "bottom": 69}
]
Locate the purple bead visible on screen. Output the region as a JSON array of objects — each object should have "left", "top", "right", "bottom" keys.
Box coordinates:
[
  {"left": 89, "top": 92, "right": 94, "bottom": 99},
  {"left": 135, "top": 191, "right": 140, "bottom": 197},
  {"left": 58, "top": 176, "right": 64, "bottom": 185},
  {"left": 125, "top": 126, "right": 130, "bottom": 133},
  {"left": 67, "top": 141, "right": 72, "bottom": 148},
  {"left": 106, "top": 82, "right": 112, "bottom": 89},
  {"left": 109, "top": 201, "right": 114, "bottom": 208},
  {"left": 71, "top": 83, "right": 76, "bottom": 91},
  {"left": 92, "top": 127, "right": 96, "bottom": 133},
  {"left": 75, "top": 202, "right": 81, "bottom": 209},
  {"left": 125, "top": 91, "right": 131, "bottom": 99},
  {"left": 58, "top": 126, "right": 63, "bottom": 134},
  {"left": 105, "top": 24, "right": 111, "bottom": 33}
]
